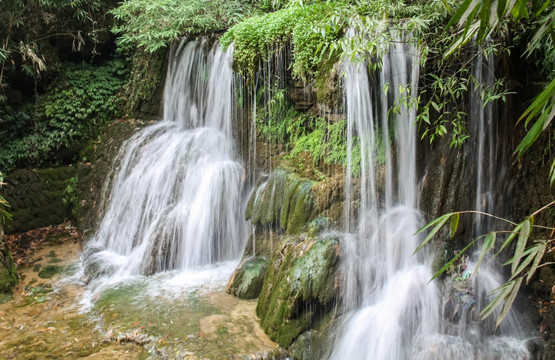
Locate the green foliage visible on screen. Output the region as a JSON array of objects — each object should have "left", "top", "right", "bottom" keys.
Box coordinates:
[
  {"left": 221, "top": 2, "right": 343, "bottom": 79},
  {"left": 415, "top": 202, "right": 555, "bottom": 327},
  {"left": 63, "top": 176, "right": 81, "bottom": 218},
  {"left": 0, "top": 59, "right": 127, "bottom": 171},
  {"left": 0, "top": 0, "right": 112, "bottom": 94},
  {"left": 0, "top": 172, "right": 12, "bottom": 224},
  {"left": 444, "top": 0, "right": 555, "bottom": 180},
  {"left": 254, "top": 82, "right": 361, "bottom": 175},
  {"left": 111, "top": 0, "right": 256, "bottom": 53}
]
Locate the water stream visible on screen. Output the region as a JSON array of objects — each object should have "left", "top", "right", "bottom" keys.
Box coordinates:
[
  {"left": 81, "top": 39, "right": 247, "bottom": 304},
  {"left": 331, "top": 33, "right": 536, "bottom": 360}
]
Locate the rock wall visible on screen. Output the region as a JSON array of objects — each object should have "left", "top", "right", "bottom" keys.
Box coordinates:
[
  {"left": 1, "top": 167, "right": 77, "bottom": 234},
  {"left": 0, "top": 119, "right": 143, "bottom": 236}
]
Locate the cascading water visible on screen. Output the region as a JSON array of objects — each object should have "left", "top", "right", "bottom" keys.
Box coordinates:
[
  {"left": 331, "top": 33, "right": 537, "bottom": 359},
  {"left": 81, "top": 39, "right": 247, "bottom": 294},
  {"left": 332, "top": 32, "right": 441, "bottom": 360}
]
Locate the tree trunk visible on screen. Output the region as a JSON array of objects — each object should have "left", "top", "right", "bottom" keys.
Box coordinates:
[{"left": 0, "top": 221, "right": 17, "bottom": 294}]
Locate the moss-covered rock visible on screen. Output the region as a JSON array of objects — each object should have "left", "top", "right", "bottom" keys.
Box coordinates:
[
  {"left": 226, "top": 257, "right": 269, "bottom": 299},
  {"left": 246, "top": 168, "right": 315, "bottom": 235},
  {"left": 256, "top": 234, "right": 340, "bottom": 347}
]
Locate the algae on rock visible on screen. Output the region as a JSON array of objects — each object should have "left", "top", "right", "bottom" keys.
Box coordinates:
[
  {"left": 256, "top": 234, "right": 340, "bottom": 347},
  {"left": 226, "top": 256, "right": 269, "bottom": 299},
  {"left": 246, "top": 169, "right": 315, "bottom": 235}
]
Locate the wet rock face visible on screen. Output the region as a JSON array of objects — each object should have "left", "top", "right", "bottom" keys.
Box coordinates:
[
  {"left": 226, "top": 257, "right": 270, "bottom": 299},
  {"left": 0, "top": 223, "right": 17, "bottom": 294},
  {"left": 246, "top": 169, "right": 316, "bottom": 236},
  {"left": 256, "top": 234, "right": 341, "bottom": 347}
]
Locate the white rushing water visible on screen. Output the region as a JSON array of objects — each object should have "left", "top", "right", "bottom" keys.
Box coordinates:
[
  {"left": 331, "top": 33, "right": 537, "bottom": 360},
  {"left": 81, "top": 39, "right": 246, "bottom": 299}
]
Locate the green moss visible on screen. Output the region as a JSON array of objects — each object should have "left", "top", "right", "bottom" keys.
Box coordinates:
[
  {"left": 37, "top": 265, "right": 64, "bottom": 279},
  {"left": 315, "top": 52, "right": 341, "bottom": 108},
  {"left": 247, "top": 168, "right": 316, "bottom": 236},
  {"left": 228, "top": 257, "right": 269, "bottom": 299},
  {"left": 285, "top": 181, "right": 314, "bottom": 235},
  {"left": 256, "top": 235, "right": 339, "bottom": 347}
]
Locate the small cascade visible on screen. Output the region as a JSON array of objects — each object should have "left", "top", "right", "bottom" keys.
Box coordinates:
[
  {"left": 445, "top": 46, "right": 532, "bottom": 345},
  {"left": 331, "top": 33, "right": 536, "bottom": 359},
  {"left": 332, "top": 31, "right": 441, "bottom": 359},
  {"left": 82, "top": 39, "right": 246, "bottom": 289}
]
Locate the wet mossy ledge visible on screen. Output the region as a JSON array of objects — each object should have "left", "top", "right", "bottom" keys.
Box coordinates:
[{"left": 246, "top": 166, "right": 347, "bottom": 239}]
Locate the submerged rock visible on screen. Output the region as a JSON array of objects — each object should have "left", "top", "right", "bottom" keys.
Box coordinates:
[
  {"left": 256, "top": 234, "right": 340, "bottom": 347},
  {"left": 226, "top": 257, "right": 269, "bottom": 299}
]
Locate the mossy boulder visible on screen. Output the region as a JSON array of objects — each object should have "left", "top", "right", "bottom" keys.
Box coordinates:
[
  {"left": 246, "top": 169, "right": 315, "bottom": 235},
  {"left": 256, "top": 234, "right": 340, "bottom": 347},
  {"left": 226, "top": 257, "right": 269, "bottom": 299}
]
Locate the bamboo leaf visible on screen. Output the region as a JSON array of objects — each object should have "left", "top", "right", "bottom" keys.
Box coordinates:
[
  {"left": 445, "top": 0, "right": 474, "bottom": 30},
  {"left": 518, "top": 77, "right": 555, "bottom": 126},
  {"left": 510, "top": 244, "right": 539, "bottom": 279},
  {"left": 514, "top": 112, "right": 547, "bottom": 158},
  {"left": 496, "top": 277, "right": 523, "bottom": 328},
  {"left": 526, "top": 242, "right": 546, "bottom": 284},
  {"left": 497, "top": 0, "right": 508, "bottom": 17},
  {"left": 414, "top": 213, "right": 452, "bottom": 254},
  {"left": 474, "top": 232, "right": 496, "bottom": 274},
  {"left": 477, "top": 0, "right": 492, "bottom": 41},
  {"left": 449, "top": 212, "right": 460, "bottom": 238},
  {"left": 511, "top": 218, "right": 531, "bottom": 273},
  {"left": 480, "top": 281, "right": 513, "bottom": 320},
  {"left": 504, "top": 246, "right": 535, "bottom": 265},
  {"left": 495, "top": 221, "right": 523, "bottom": 256}
]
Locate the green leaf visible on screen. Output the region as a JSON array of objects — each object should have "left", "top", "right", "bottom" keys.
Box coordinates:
[
  {"left": 449, "top": 212, "right": 460, "bottom": 238},
  {"left": 414, "top": 213, "right": 453, "bottom": 254},
  {"left": 480, "top": 280, "right": 513, "bottom": 320},
  {"left": 474, "top": 232, "right": 496, "bottom": 274},
  {"left": 497, "top": 0, "right": 508, "bottom": 18},
  {"left": 445, "top": 0, "right": 474, "bottom": 30},
  {"left": 495, "top": 220, "right": 524, "bottom": 256},
  {"left": 519, "top": 75, "right": 555, "bottom": 125},
  {"left": 510, "top": 244, "right": 540, "bottom": 279},
  {"left": 496, "top": 277, "right": 523, "bottom": 327},
  {"left": 526, "top": 242, "right": 547, "bottom": 284},
  {"left": 511, "top": 218, "right": 531, "bottom": 274},
  {"left": 477, "top": 0, "right": 492, "bottom": 41}
]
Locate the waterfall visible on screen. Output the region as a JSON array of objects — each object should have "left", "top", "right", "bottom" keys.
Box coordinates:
[
  {"left": 82, "top": 39, "right": 246, "bottom": 289},
  {"left": 331, "top": 33, "right": 536, "bottom": 360}
]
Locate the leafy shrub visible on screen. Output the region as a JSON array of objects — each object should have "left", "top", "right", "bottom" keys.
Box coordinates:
[
  {"left": 221, "top": 2, "right": 342, "bottom": 79},
  {"left": 111, "top": 0, "right": 256, "bottom": 52},
  {"left": 0, "top": 59, "right": 127, "bottom": 172}
]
